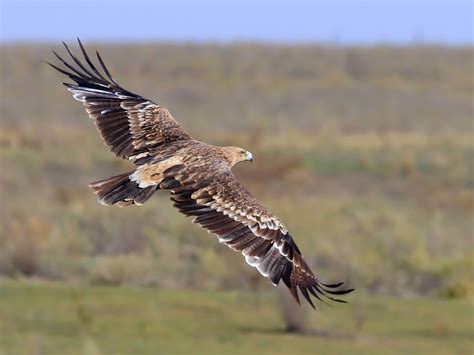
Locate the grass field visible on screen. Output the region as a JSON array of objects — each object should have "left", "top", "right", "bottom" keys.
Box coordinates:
[
  {"left": 0, "top": 280, "right": 472, "bottom": 355},
  {"left": 0, "top": 43, "right": 473, "bottom": 354}
]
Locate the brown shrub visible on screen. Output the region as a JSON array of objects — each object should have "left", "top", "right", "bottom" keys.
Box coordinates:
[
  {"left": 9, "top": 236, "right": 41, "bottom": 276},
  {"left": 277, "top": 284, "right": 308, "bottom": 333},
  {"left": 90, "top": 253, "right": 156, "bottom": 286}
]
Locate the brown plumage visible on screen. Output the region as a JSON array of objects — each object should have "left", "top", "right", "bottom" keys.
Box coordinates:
[{"left": 48, "top": 39, "right": 353, "bottom": 309}]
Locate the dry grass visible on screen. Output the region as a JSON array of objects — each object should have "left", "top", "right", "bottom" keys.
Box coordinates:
[{"left": 0, "top": 43, "right": 472, "bottom": 299}]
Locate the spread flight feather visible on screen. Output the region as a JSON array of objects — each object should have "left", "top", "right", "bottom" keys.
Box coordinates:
[{"left": 48, "top": 39, "right": 353, "bottom": 309}]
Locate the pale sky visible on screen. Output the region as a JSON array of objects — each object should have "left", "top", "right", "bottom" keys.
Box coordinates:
[{"left": 1, "top": 0, "right": 472, "bottom": 44}]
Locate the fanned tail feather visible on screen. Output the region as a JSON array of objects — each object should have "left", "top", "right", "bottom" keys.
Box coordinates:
[{"left": 89, "top": 171, "right": 157, "bottom": 207}]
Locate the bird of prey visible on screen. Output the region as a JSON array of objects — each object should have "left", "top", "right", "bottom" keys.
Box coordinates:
[{"left": 48, "top": 40, "right": 353, "bottom": 308}]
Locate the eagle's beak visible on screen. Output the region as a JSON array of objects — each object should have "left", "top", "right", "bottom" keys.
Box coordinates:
[{"left": 247, "top": 151, "right": 253, "bottom": 162}]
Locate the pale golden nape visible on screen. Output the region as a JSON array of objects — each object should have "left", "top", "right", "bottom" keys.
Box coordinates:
[{"left": 220, "top": 146, "right": 253, "bottom": 166}]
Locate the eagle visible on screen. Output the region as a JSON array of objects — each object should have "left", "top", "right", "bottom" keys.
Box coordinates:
[{"left": 48, "top": 39, "right": 353, "bottom": 309}]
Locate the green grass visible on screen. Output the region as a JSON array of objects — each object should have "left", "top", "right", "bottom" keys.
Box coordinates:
[{"left": 0, "top": 280, "right": 472, "bottom": 355}]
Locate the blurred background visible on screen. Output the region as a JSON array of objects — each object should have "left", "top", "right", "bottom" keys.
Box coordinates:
[{"left": 0, "top": 0, "right": 473, "bottom": 354}]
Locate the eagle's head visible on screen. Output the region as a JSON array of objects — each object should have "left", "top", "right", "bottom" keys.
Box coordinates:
[{"left": 222, "top": 146, "right": 253, "bottom": 166}]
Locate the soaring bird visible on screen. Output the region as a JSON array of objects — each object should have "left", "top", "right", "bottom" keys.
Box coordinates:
[{"left": 48, "top": 40, "right": 353, "bottom": 308}]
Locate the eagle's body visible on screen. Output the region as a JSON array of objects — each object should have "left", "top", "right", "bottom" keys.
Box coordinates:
[{"left": 49, "top": 40, "right": 353, "bottom": 308}]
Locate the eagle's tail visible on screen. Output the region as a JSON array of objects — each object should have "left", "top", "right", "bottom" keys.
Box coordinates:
[{"left": 89, "top": 171, "right": 158, "bottom": 207}]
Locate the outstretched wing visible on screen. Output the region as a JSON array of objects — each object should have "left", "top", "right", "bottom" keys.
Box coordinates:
[
  {"left": 48, "top": 39, "right": 192, "bottom": 163},
  {"left": 167, "top": 166, "right": 353, "bottom": 308}
]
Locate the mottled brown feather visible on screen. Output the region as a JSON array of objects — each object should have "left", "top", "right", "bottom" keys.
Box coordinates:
[
  {"left": 49, "top": 40, "right": 192, "bottom": 163},
  {"left": 168, "top": 167, "right": 353, "bottom": 308}
]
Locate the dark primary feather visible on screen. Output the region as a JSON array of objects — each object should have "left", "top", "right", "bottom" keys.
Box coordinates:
[{"left": 47, "top": 38, "right": 192, "bottom": 163}]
